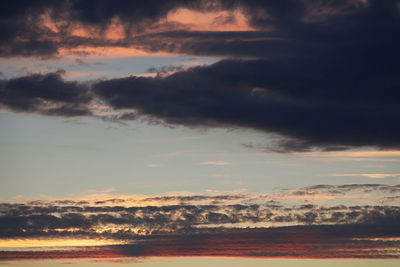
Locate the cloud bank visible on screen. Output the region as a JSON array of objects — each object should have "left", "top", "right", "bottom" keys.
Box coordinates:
[{"left": 1, "top": 184, "right": 400, "bottom": 259}]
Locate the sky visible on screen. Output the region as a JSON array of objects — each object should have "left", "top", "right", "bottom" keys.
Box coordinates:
[{"left": 1, "top": 0, "right": 400, "bottom": 266}]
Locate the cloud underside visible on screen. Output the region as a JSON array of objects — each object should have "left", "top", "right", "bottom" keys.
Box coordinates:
[{"left": 1, "top": 0, "right": 400, "bottom": 151}]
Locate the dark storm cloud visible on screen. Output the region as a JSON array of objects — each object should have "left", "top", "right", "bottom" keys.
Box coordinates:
[
  {"left": 91, "top": 0, "right": 398, "bottom": 151},
  {"left": 93, "top": 56, "right": 400, "bottom": 150},
  {"left": 2, "top": 0, "right": 399, "bottom": 59},
  {"left": 0, "top": 71, "right": 92, "bottom": 116},
  {"left": 0, "top": 0, "right": 205, "bottom": 57},
  {"left": 0, "top": 0, "right": 61, "bottom": 57},
  {"left": 2, "top": 0, "right": 400, "bottom": 150}
]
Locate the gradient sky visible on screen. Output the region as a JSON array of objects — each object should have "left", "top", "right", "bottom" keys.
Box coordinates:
[{"left": 1, "top": 0, "right": 400, "bottom": 266}]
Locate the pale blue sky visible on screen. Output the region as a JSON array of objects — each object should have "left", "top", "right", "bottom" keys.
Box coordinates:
[
  {"left": 1, "top": 111, "right": 400, "bottom": 200},
  {"left": 0, "top": 55, "right": 220, "bottom": 81},
  {"left": 0, "top": 40, "right": 399, "bottom": 201}
]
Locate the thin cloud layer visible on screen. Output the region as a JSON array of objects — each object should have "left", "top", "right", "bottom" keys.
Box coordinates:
[{"left": 1, "top": 225, "right": 400, "bottom": 260}]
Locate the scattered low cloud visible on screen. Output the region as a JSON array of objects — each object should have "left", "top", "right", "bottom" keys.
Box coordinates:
[
  {"left": 1, "top": 184, "right": 399, "bottom": 238},
  {"left": 1, "top": 183, "right": 399, "bottom": 259}
]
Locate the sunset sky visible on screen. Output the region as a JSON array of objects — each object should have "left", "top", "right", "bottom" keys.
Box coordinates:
[{"left": 1, "top": 0, "right": 400, "bottom": 266}]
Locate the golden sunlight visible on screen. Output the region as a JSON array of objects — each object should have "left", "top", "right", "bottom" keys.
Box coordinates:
[{"left": 0, "top": 238, "right": 124, "bottom": 248}]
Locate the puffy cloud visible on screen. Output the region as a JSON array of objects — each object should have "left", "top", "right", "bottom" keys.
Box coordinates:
[{"left": 1, "top": 183, "right": 400, "bottom": 259}]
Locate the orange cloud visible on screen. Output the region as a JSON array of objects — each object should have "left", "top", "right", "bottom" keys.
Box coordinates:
[
  {"left": 58, "top": 46, "right": 175, "bottom": 59},
  {"left": 166, "top": 8, "right": 256, "bottom": 32}
]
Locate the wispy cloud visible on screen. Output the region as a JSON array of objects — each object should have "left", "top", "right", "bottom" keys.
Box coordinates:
[
  {"left": 200, "top": 161, "right": 231, "bottom": 166},
  {"left": 330, "top": 173, "right": 400, "bottom": 179},
  {"left": 146, "top": 163, "right": 162, "bottom": 168},
  {"left": 212, "top": 174, "right": 232, "bottom": 178}
]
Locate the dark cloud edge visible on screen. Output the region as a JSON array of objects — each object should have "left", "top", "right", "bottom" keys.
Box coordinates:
[{"left": 2, "top": 59, "right": 400, "bottom": 152}]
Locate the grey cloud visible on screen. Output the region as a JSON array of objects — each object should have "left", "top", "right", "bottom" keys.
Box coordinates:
[
  {"left": 147, "top": 65, "right": 184, "bottom": 74},
  {"left": 303, "top": 184, "right": 400, "bottom": 194},
  {"left": 0, "top": 72, "right": 92, "bottom": 116},
  {"left": 1, "top": 199, "right": 400, "bottom": 239}
]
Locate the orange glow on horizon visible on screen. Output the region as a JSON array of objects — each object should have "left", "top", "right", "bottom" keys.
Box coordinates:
[
  {"left": 0, "top": 238, "right": 124, "bottom": 248},
  {"left": 1, "top": 227, "right": 399, "bottom": 260}
]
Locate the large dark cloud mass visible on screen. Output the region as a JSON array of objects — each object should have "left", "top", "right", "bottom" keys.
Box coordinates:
[
  {"left": 0, "top": 0, "right": 198, "bottom": 57},
  {"left": 1, "top": 0, "right": 400, "bottom": 151},
  {"left": 93, "top": 57, "right": 400, "bottom": 151}
]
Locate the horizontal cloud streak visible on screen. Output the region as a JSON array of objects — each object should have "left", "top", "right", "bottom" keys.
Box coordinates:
[
  {"left": 331, "top": 173, "right": 400, "bottom": 179},
  {"left": 200, "top": 161, "right": 231, "bottom": 166},
  {"left": 1, "top": 225, "right": 400, "bottom": 260}
]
